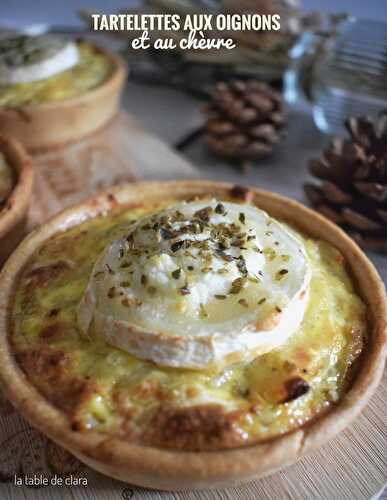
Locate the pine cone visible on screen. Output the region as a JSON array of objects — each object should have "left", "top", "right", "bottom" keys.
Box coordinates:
[
  {"left": 203, "top": 80, "right": 285, "bottom": 162},
  {"left": 304, "top": 112, "right": 387, "bottom": 254}
]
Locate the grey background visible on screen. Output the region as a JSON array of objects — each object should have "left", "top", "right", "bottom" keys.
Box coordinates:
[{"left": 1, "top": 0, "right": 386, "bottom": 28}]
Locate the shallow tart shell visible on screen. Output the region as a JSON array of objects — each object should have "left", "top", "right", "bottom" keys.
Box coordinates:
[
  {"left": 0, "top": 135, "right": 33, "bottom": 265},
  {"left": 0, "top": 44, "right": 127, "bottom": 152},
  {"left": 0, "top": 180, "right": 385, "bottom": 490}
]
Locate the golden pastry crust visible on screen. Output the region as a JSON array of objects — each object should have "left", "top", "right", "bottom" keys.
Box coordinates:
[
  {"left": 0, "top": 181, "right": 385, "bottom": 490},
  {"left": 0, "top": 135, "right": 33, "bottom": 265},
  {"left": 0, "top": 44, "right": 127, "bottom": 152},
  {"left": 9, "top": 193, "right": 365, "bottom": 450}
]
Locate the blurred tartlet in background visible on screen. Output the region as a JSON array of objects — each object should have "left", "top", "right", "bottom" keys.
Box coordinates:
[{"left": 0, "top": 32, "right": 127, "bottom": 151}]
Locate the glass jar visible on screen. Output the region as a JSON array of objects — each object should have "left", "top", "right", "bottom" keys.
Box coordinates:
[{"left": 284, "top": 18, "right": 387, "bottom": 134}]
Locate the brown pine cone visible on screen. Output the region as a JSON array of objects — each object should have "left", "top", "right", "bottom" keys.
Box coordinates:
[
  {"left": 304, "top": 112, "right": 387, "bottom": 254},
  {"left": 203, "top": 80, "right": 285, "bottom": 162}
]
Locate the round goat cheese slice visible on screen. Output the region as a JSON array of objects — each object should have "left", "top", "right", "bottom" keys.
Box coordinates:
[
  {"left": 77, "top": 200, "right": 311, "bottom": 369},
  {"left": 0, "top": 33, "right": 79, "bottom": 85}
]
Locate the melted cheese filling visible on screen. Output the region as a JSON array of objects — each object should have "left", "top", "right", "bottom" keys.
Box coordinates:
[
  {"left": 78, "top": 201, "right": 311, "bottom": 368},
  {"left": 0, "top": 42, "right": 115, "bottom": 108},
  {"left": 0, "top": 34, "right": 80, "bottom": 85},
  {"left": 11, "top": 199, "right": 367, "bottom": 449}
]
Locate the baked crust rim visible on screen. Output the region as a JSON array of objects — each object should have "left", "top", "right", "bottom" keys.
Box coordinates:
[
  {"left": 0, "top": 180, "right": 385, "bottom": 490},
  {"left": 0, "top": 135, "right": 33, "bottom": 264},
  {"left": 0, "top": 43, "right": 127, "bottom": 152}
]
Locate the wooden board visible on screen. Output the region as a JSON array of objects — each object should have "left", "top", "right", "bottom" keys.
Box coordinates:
[
  {"left": 0, "top": 112, "right": 385, "bottom": 499},
  {"left": 27, "top": 112, "right": 199, "bottom": 229}
]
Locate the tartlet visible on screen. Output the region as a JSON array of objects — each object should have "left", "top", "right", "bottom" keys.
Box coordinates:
[
  {"left": 0, "top": 37, "right": 127, "bottom": 152},
  {"left": 0, "top": 180, "right": 385, "bottom": 490},
  {"left": 0, "top": 135, "right": 33, "bottom": 265}
]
